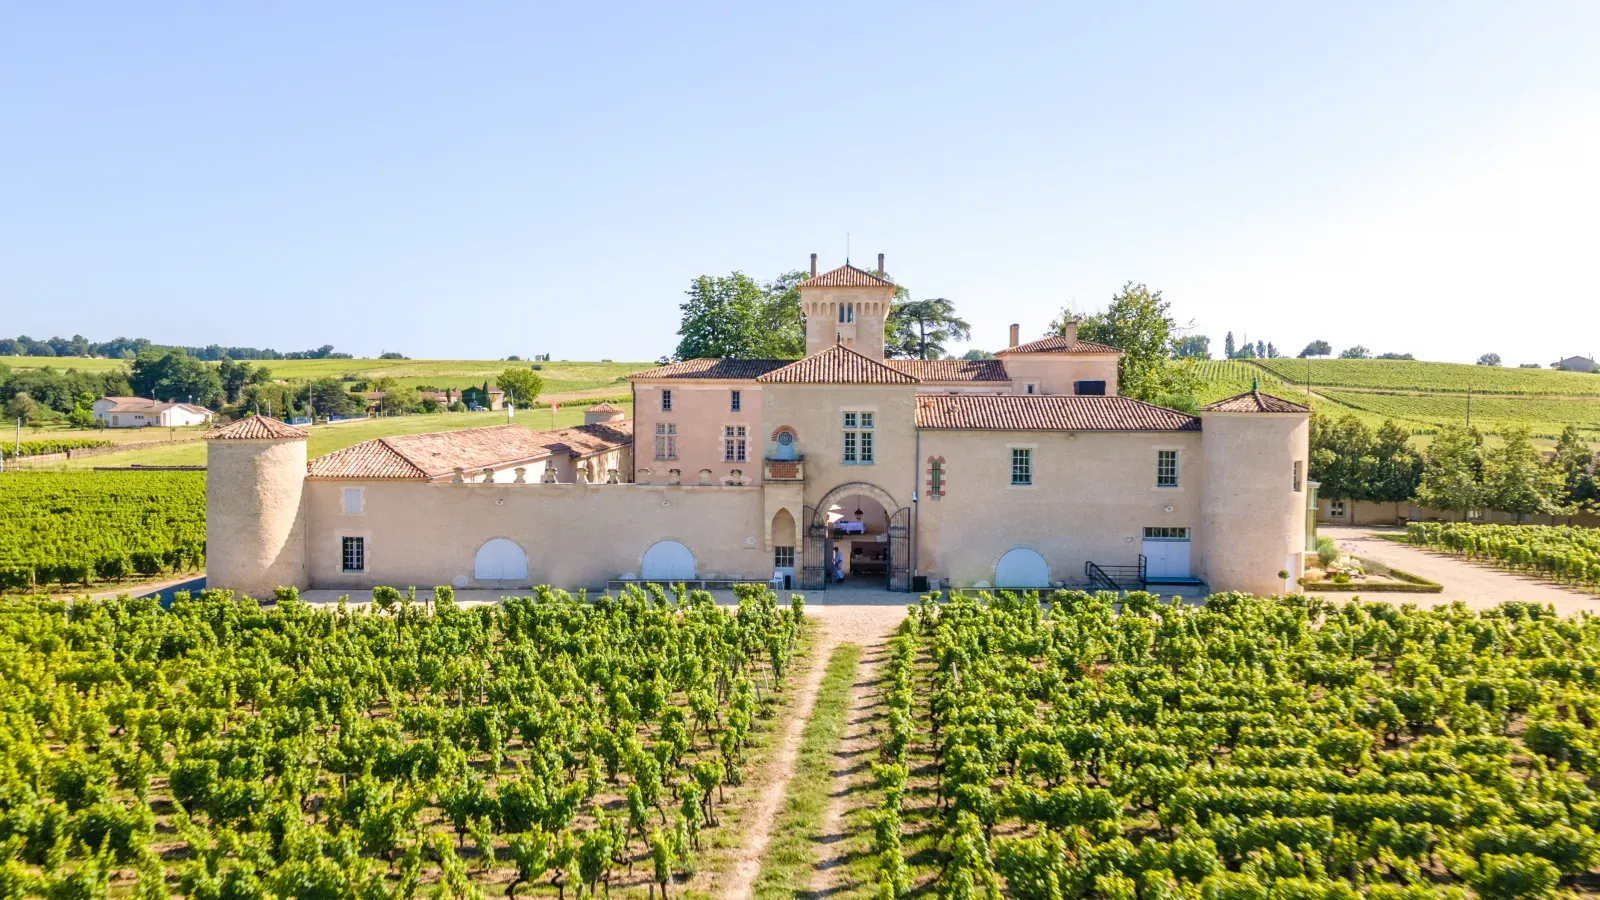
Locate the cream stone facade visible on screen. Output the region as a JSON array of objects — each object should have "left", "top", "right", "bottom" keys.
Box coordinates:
[{"left": 205, "top": 258, "right": 1313, "bottom": 599}]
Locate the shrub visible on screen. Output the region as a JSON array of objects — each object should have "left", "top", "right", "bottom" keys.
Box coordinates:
[{"left": 1316, "top": 537, "right": 1338, "bottom": 568}]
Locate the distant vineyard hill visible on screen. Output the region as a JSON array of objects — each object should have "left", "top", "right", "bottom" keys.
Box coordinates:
[{"left": 1190, "top": 358, "right": 1600, "bottom": 440}]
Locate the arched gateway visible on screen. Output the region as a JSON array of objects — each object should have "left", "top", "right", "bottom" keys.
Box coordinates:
[{"left": 801, "top": 482, "right": 911, "bottom": 592}]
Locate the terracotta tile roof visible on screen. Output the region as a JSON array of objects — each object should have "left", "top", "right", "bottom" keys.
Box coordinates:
[
  {"left": 307, "top": 421, "right": 634, "bottom": 479},
  {"left": 797, "top": 263, "right": 894, "bottom": 289},
  {"left": 1200, "top": 390, "right": 1312, "bottom": 413},
  {"left": 915, "top": 394, "right": 1201, "bottom": 432},
  {"left": 307, "top": 440, "right": 428, "bottom": 479},
  {"left": 204, "top": 416, "right": 309, "bottom": 440},
  {"left": 756, "top": 344, "right": 920, "bottom": 385},
  {"left": 998, "top": 334, "right": 1123, "bottom": 354},
  {"left": 100, "top": 397, "right": 211, "bottom": 415},
  {"left": 585, "top": 401, "right": 624, "bottom": 412},
  {"left": 886, "top": 358, "right": 1009, "bottom": 382},
  {"left": 628, "top": 358, "right": 792, "bottom": 380}
]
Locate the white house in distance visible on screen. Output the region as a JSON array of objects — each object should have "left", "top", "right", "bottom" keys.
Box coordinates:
[
  {"left": 1552, "top": 355, "right": 1598, "bottom": 373},
  {"left": 93, "top": 397, "right": 214, "bottom": 428}
]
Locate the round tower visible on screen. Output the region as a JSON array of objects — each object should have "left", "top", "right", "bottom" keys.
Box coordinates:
[
  {"left": 204, "top": 416, "right": 310, "bottom": 599},
  {"left": 1198, "top": 390, "right": 1311, "bottom": 595}
]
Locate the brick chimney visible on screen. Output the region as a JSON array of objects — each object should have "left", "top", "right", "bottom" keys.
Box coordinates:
[
  {"left": 877, "top": 253, "right": 885, "bottom": 277},
  {"left": 1009, "top": 324, "right": 1020, "bottom": 348},
  {"left": 810, "top": 253, "right": 817, "bottom": 277}
]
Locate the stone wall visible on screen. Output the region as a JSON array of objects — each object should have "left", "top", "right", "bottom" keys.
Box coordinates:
[{"left": 301, "top": 480, "right": 767, "bottom": 592}]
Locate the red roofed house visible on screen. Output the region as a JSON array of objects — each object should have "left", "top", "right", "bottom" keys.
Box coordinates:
[
  {"left": 206, "top": 254, "right": 1311, "bottom": 598},
  {"left": 93, "top": 397, "right": 214, "bottom": 428}
]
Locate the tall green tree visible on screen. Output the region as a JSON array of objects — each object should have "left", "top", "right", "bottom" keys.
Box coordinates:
[
  {"left": 1548, "top": 426, "right": 1599, "bottom": 516},
  {"left": 887, "top": 298, "right": 971, "bottom": 359},
  {"left": 1483, "top": 426, "right": 1561, "bottom": 522},
  {"left": 673, "top": 271, "right": 807, "bottom": 360},
  {"left": 129, "top": 350, "right": 224, "bottom": 408},
  {"left": 495, "top": 368, "right": 545, "bottom": 409},
  {"left": 1298, "top": 340, "right": 1332, "bottom": 358},
  {"left": 1307, "top": 414, "right": 1375, "bottom": 502},
  {"left": 1062, "top": 282, "right": 1183, "bottom": 403},
  {"left": 307, "top": 377, "right": 359, "bottom": 416},
  {"left": 1172, "top": 335, "right": 1211, "bottom": 359},
  {"left": 1416, "top": 425, "right": 1485, "bottom": 521},
  {"left": 1369, "top": 419, "right": 1423, "bottom": 515}
]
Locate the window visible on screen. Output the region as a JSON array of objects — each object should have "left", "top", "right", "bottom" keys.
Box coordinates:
[
  {"left": 1011, "top": 448, "right": 1032, "bottom": 485},
  {"left": 730, "top": 390, "right": 741, "bottom": 412},
  {"left": 342, "top": 488, "right": 363, "bottom": 515},
  {"left": 929, "top": 460, "right": 943, "bottom": 499},
  {"left": 1025, "top": 383, "right": 1037, "bottom": 395},
  {"left": 1293, "top": 460, "right": 1303, "bottom": 492},
  {"left": 723, "top": 425, "right": 747, "bottom": 462},
  {"left": 661, "top": 389, "right": 672, "bottom": 412},
  {"left": 1156, "top": 450, "right": 1178, "bottom": 487},
  {"left": 774, "top": 546, "right": 795, "bottom": 568},
  {"left": 1329, "top": 500, "right": 1346, "bottom": 517},
  {"left": 342, "top": 536, "right": 365, "bottom": 573},
  {"left": 1143, "top": 527, "right": 1190, "bottom": 539},
  {"left": 838, "top": 303, "right": 854, "bottom": 323},
  {"left": 1074, "top": 380, "right": 1107, "bottom": 396},
  {"left": 842, "top": 411, "right": 873, "bottom": 464},
  {"left": 654, "top": 423, "right": 677, "bottom": 459}
]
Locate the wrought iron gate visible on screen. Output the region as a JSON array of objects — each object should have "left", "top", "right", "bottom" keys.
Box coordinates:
[
  {"left": 801, "top": 505, "right": 827, "bottom": 590},
  {"left": 887, "top": 506, "right": 911, "bottom": 592}
]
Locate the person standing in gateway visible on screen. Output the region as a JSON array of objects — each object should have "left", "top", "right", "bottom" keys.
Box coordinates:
[{"left": 832, "top": 546, "right": 844, "bottom": 583}]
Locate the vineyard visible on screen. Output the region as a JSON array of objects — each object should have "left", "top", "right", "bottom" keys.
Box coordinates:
[
  {"left": 0, "top": 471, "right": 205, "bottom": 591},
  {"left": 865, "top": 590, "right": 1600, "bottom": 899},
  {"left": 1406, "top": 522, "right": 1600, "bottom": 591},
  {"left": 1251, "top": 358, "right": 1600, "bottom": 397},
  {"left": 0, "top": 583, "right": 804, "bottom": 896},
  {"left": 1320, "top": 391, "right": 1600, "bottom": 439},
  {"left": 1, "top": 438, "right": 113, "bottom": 460}
]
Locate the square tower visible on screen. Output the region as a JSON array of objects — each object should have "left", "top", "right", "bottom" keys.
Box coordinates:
[{"left": 798, "top": 254, "right": 897, "bottom": 360}]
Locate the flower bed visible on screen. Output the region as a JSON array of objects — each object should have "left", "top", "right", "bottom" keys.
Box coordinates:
[{"left": 1303, "top": 554, "right": 1442, "bottom": 592}]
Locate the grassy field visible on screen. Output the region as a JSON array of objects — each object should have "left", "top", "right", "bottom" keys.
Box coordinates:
[
  {"left": 4, "top": 423, "right": 212, "bottom": 446},
  {"left": 1, "top": 356, "right": 651, "bottom": 398},
  {"left": 25, "top": 402, "right": 633, "bottom": 469}
]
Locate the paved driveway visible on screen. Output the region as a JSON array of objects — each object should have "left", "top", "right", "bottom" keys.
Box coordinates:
[{"left": 1319, "top": 526, "right": 1600, "bottom": 616}]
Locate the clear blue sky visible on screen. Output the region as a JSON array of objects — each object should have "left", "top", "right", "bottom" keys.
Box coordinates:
[{"left": 3, "top": 3, "right": 1596, "bottom": 364}]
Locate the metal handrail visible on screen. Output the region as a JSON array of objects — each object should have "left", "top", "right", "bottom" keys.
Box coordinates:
[{"left": 1085, "top": 555, "right": 1148, "bottom": 591}]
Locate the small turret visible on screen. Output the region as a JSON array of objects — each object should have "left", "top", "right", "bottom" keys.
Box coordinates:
[
  {"left": 584, "top": 401, "right": 626, "bottom": 426},
  {"left": 203, "top": 416, "right": 310, "bottom": 598},
  {"left": 1197, "top": 391, "right": 1311, "bottom": 594}
]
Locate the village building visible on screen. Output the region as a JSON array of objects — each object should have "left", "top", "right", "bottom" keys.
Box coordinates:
[
  {"left": 93, "top": 396, "right": 213, "bottom": 428},
  {"left": 206, "top": 256, "right": 1313, "bottom": 599}
]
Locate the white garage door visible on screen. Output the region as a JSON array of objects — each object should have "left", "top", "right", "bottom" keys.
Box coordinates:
[
  {"left": 995, "top": 548, "right": 1050, "bottom": 588},
  {"left": 474, "top": 539, "right": 528, "bottom": 581},
  {"left": 1142, "top": 527, "right": 1191, "bottom": 579},
  {"left": 641, "top": 541, "right": 696, "bottom": 581}
]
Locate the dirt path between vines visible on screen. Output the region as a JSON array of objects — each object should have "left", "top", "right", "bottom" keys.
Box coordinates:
[
  {"left": 717, "top": 597, "right": 905, "bottom": 900},
  {"left": 806, "top": 630, "right": 893, "bottom": 898}
]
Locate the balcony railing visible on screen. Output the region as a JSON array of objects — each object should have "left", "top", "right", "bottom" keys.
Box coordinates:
[{"left": 763, "top": 456, "right": 805, "bottom": 482}]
